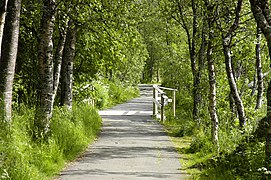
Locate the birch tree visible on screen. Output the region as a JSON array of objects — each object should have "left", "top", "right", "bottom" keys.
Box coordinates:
[
  {"left": 35, "top": 0, "right": 56, "bottom": 137},
  {"left": 60, "top": 20, "right": 77, "bottom": 108},
  {"left": 0, "top": 0, "right": 8, "bottom": 56},
  {"left": 205, "top": 0, "right": 219, "bottom": 147},
  {"left": 0, "top": 0, "right": 8, "bottom": 34},
  {"left": 220, "top": 0, "right": 246, "bottom": 128},
  {"left": 52, "top": 15, "right": 69, "bottom": 106},
  {"left": 255, "top": 26, "right": 264, "bottom": 110},
  {"left": 0, "top": 0, "right": 22, "bottom": 121},
  {"left": 175, "top": 0, "right": 204, "bottom": 123}
]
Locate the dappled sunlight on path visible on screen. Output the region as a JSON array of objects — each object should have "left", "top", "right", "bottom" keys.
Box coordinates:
[{"left": 58, "top": 84, "right": 187, "bottom": 180}]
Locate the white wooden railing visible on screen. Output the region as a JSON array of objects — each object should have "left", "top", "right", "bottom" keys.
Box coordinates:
[{"left": 152, "top": 85, "right": 177, "bottom": 121}]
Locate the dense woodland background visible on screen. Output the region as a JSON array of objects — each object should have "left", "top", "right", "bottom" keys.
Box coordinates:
[{"left": 1, "top": 0, "right": 271, "bottom": 179}]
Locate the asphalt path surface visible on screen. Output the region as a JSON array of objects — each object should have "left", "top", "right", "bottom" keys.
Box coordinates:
[{"left": 58, "top": 85, "right": 186, "bottom": 180}]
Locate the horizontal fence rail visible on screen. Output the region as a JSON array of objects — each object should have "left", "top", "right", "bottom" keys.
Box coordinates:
[{"left": 152, "top": 85, "right": 177, "bottom": 121}]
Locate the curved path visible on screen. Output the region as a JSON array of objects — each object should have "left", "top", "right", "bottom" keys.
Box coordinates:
[{"left": 58, "top": 85, "right": 186, "bottom": 180}]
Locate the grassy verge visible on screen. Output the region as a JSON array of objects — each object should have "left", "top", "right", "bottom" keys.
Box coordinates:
[
  {"left": 163, "top": 119, "right": 218, "bottom": 180},
  {"left": 0, "top": 81, "right": 140, "bottom": 180},
  {"left": 0, "top": 103, "right": 101, "bottom": 180},
  {"left": 169, "top": 136, "right": 198, "bottom": 176},
  {"left": 163, "top": 118, "right": 266, "bottom": 180},
  {"left": 164, "top": 127, "right": 199, "bottom": 179}
]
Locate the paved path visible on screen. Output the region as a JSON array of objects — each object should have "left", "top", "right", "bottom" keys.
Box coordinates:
[{"left": 58, "top": 85, "right": 186, "bottom": 180}]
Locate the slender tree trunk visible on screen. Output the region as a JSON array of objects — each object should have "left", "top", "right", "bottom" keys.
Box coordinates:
[
  {"left": 52, "top": 21, "right": 68, "bottom": 105},
  {"left": 191, "top": 0, "right": 201, "bottom": 123},
  {"left": 177, "top": 0, "right": 201, "bottom": 122},
  {"left": 0, "top": 0, "right": 8, "bottom": 58},
  {"left": 229, "top": 93, "right": 237, "bottom": 119},
  {"left": 193, "top": 22, "right": 207, "bottom": 124},
  {"left": 249, "top": 0, "right": 271, "bottom": 170},
  {"left": 250, "top": 72, "right": 257, "bottom": 97},
  {"left": 220, "top": 0, "right": 245, "bottom": 128},
  {"left": 205, "top": 1, "right": 219, "bottom": 147},
  {"left": 223, "top": 38, "right": 246, "bottom": 128},
  {"left": 255, "top": 26, "right": 263, "bottom": 110},
  {"left": 60, "top": 20, "right": 76, "bottom": 108},
  {"left": 35, "top": 0, "right": 56, "bottom": 137},
  {"left": 0, "top": 0, "right": 21, "bottom": 121},
  {"left": 192, "top": 65, "right": 200, "bottom": 122},
  {"left": 208, "top": 33, "right": 219, "bottom": 146}
]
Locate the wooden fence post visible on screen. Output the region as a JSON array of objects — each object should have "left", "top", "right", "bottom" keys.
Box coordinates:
[
  {"left": 161, "top": 94, "right": 165, "bottom": 122},
  {"left": 153, "top": 85, "right": 158, "bottom": 117},
  {"left": 173, "top": 90, "right": 176, "bottom": 117}
]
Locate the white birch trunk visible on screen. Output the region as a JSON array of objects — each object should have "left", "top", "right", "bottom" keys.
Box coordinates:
[
  {"left": 223, "top": 38, "right": 246, "bottom": 128},
  {"left": 207, "top": 18, "right": 219, "bottom": 147},
  {"left": 35, "top": 0, "right": 56, "bottom": 136},
  {"left": 221, "top": 0, "right": 246, "bottom": 128},
  {"left": 0, "top": 0, "right": 21, "bottom": 121},
  {"left": 52, "top": 20, "right": 69, "bottom": 105},
  {"left": 0, "top": 0, "right": 8, "bottom": 58},
  {"left": 60, "top": 20, "right": 76, "bottom": 109},
  {"left": 255, "top": 26, "right": 263, "bottom": 110}
]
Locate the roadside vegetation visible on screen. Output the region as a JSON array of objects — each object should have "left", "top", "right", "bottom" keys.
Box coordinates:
[
  {"left": 1, "top": 0, "right": 143, "bottom": 179},
  {"left": 0, "top": 103, "right": 101, "bottom": 180},
  {"left": 0, "top": 80, "right": 139, "bottom": 180},
  {"left": 163, "top": 96, "right": 266, "bottom": 179}
]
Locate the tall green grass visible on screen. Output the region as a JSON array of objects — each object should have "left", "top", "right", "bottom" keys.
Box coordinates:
[
  {"left": 0, "top": 103, "right": 101, "bottom": 180},
  {"left": 0, "top": 80, "right": 139, "bottom": 179},
  {"left": 164, "top": 107, "right": 267, "bottom": 179}
]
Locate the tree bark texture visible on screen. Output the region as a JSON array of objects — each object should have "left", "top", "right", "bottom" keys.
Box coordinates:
[
  {"left": 60, "top": 20, "right": 76, "bottom": 108},
  {"left": 223, "top": 38, "right": 246, "bottom": 128},
  {"left": 229, "top": 93, "right": 237, "bottom": 120},
  {"left": 255, "top": 26, "right": 263, "bottom": 110},
  {"left": 0, "top": 0, "right": 8, "bottom": 58},
  {"left": 193, "top": 19, "right": 207, "bottom": 124},
  {"left": 205, "top": 1, "right": 219, "bottom": 147},
  {"left": 208, "top": 39, "right": 219, "bottom": 146},
  {"left": 249, "top": 0, "right": 271, "bottom": 169},
  {"left": 250, "top": 72, "right": 257, "bottom": 97},
  {"left": 0, "top": 0, "right": 21, "bottom": 121},
  {"left": 52, "top": 21, "right": 68, "bottom": 105},
  {"left": 190, "top": 0, "right": 202, "bottom": 123},
  {"left": 35, "top": 0, "right": 56, "bottom": 137},
  {"left": 222, "top": 0, "right": 246, "bottom": 128}
]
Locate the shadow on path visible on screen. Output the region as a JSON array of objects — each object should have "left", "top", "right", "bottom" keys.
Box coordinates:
[{"left": 58, "top": 85, "right": 188, "bottom": 180}]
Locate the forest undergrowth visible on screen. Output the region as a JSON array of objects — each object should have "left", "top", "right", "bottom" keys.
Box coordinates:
[
  {"left": 0, "top": 80, "right": 139, "bottom": 180},
  {"left": 163, "top": 105, "right": 268, "bottom": 180}
]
